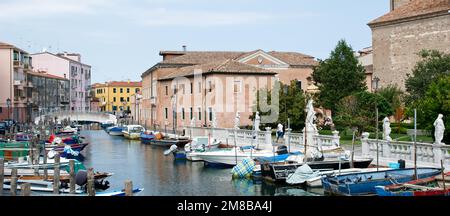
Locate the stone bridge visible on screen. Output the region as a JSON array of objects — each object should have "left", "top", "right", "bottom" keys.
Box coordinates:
[{"left": 34, "top": 111, "right": 117, "bottom": 125}]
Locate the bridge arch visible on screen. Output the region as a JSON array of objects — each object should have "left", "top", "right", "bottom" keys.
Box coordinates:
[{"left": 34, "top": 111, "right": 117, "bottom": 125}]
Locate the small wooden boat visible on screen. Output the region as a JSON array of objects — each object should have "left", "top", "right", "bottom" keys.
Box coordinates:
[
  {"left": 375, "top": 172, "right": 450, "bottom": 196},
  {"left": 260, "top": 158, "right": 374, "bottom": 183},
  {"left": 321, "top": 167, "right": 442, "bottom": 196},
  {"left": 140, "top": 131, "right": 156, "bottom": 144},
  {"left": 0, "top": 141, "right": 30, "bottom": 161},
  {"left": 2, "top": 180, "right": 142, "bottom": 196},
  {"left": 148, "top": 138, "right": 191, "bottom": 147}
]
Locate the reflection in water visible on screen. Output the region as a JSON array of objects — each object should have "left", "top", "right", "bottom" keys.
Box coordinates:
[{"left": 80, "top": 130, "right": 318, "bottom": 196}]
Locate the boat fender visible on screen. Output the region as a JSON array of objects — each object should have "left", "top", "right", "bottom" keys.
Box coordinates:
[
  {"left": 75, "top": 170, "right": 88, "bottom": 186},
  {"left": 47, "top": 150, "right": 56, "bottom": 159}
]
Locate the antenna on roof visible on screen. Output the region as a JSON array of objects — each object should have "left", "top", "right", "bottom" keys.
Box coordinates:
[{"left": 182, "top": 45, "right": 187, "bottom": 52}]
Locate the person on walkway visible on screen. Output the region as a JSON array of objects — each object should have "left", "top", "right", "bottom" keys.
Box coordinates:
[{"left": 276, "top": 123, "right": 284, "bottom": 142}]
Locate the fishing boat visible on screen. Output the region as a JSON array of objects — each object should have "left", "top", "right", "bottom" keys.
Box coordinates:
[
  {"left": 190, "top": 146, "right": 275, "bottom": 167},
  {"left": 122, "top": 125, "right": 145, "bottom": 140},
  {"left": 260, "top": 157, "right": 374, "bottom": 183},
  {"left": 140, "top": 131, "right": 156, "bottom": 144},
  {"left": 321, "top": 167, "right": 442, "bottom": 196},
  {"left": 107, "top": 125, "right": 125, "bottom": 136},
  {"left": 146, "top": 132, "right": 191, "bottom": 147},
  {"left": 2, "top": 180, "right": 142, "bottom": 196},
  {"left": 180, "top": 137, "right": 225, "bottom": 161},
  {"left": 0, "top": 141, "right": 30, "bottom": 161},
  {"left": 375, "top": 172, "right": 450, "bottom": 196}
]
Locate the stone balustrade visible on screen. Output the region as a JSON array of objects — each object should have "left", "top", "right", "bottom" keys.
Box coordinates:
[
  {"left": 186, "top": 127, "right": 339, "bottom": 151},
  {"left": 361, "top": 132, "right": 449, "bottom": 169}
]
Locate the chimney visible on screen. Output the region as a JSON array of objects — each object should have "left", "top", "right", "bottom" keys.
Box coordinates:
[{"left": 182, "top": 45, "right": 187, "bottom": 52}]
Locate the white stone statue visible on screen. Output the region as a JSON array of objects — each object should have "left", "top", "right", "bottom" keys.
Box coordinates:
[
  {"left": 305, "top": 99, "right": 318, "bottom": 133},
  {"left": 190, "top": 117, "right": 196, "bottom": 128},
  {"left": 234, "top": 112, "right": 240, "bottom": 130},
  {"left": 383, "top": 117, "right": 392, "bottom": 141},
  {"left": 434, "top": 114, "right": 445, "bottom": 145},
  {"left": 254, "top": 111, "right": 261, "bottom": 131}
]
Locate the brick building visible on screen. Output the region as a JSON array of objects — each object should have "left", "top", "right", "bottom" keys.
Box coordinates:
[
  {"left": 368, "top": 0, "right": 450, "bottom": 90},
  {"left": 141, "top": 49, "right": 318, "bottom": 129}
]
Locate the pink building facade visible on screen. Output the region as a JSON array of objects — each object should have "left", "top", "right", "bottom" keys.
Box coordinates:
[
  {"left": 31, "top": 52, "right": 92, "bottom": 112},
  {"left": 0, "top": 42, "right": 33, "bottom": 123}
]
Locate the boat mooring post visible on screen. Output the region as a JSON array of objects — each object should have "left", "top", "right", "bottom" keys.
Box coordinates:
[
  {"left": 53, "top": 153, "right": 60, "bottom": 194},
  {"left": 375, "top": 108, "right": 379, "bottom": 172},
  {"left": 441, "top": 160, "right": 446, "bottom": 191},
  {"left": 69, "top": 160, "right": 76, "bottom": 194},
  {"left": 10, "top": 168, "right": 18, "bottom": 196},
  {"left": 0, "top": 158, "right": 4, "bottom": 195},
  {"left": 20, "top": 183, "right": 31, "bottom": 196},
  {"left": 125, "top": 180, "right": 133, "bottom": 196},
  {"left": 87, "top": 168, "right": 95, "bottom": 196},
  {"left": 413, "top": 109, "right": 418, "bottom": 180}
]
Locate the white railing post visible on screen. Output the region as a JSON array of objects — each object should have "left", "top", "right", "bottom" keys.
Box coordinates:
[
  {"left": 361, "top": 132, "right": 370, "bottom": 157},
  {"left": 265, "top": 127, "right": 272, "bottom": 148},
  {"left": 332, "top": 130, "right": 340, "bottom": 146}
]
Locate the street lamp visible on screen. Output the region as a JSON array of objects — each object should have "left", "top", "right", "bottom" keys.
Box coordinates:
[{"left": 6, "top": 98, "right": 11, "bottom": 121}]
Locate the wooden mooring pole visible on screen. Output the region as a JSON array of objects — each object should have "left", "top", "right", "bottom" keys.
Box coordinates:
[
  {"left": 87, "top": 168, "right": 95, "bottom": 196},
  {"left": 69, "top": 160, "right": 76, "bottom": 194},
  {"left": 11, "top": 168, "right": 18, "bottom": 196},
  {"left": 0, "top": 158, "right": 4, "bottom": 195},
  {"left": 53, "top": 153, "right": 60, "bottom": 194},
  {"left": 125, "top": 180, "right": 133, "bottom": 196}
]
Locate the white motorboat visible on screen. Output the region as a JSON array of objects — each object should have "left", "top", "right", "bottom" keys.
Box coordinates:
[
  {"left": 189, "top": 147, "right": 274, "bottom": 166},
  {"left": 185, "top": 136, "right": 225, "bottom": 161},
  {"left": 122, "top": 125, "right": 145, "bottom": 140}
]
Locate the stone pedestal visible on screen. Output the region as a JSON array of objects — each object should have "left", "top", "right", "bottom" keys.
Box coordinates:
[{"left": 361, "top": 132, "right": 370, "bottom": 157}]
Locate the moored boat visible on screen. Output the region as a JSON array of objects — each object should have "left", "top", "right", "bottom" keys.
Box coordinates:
[
  {"left": 260, "top": 157, "right": 374, "bottom": 183},
  {"left": 375, "top": 172, "right": 450, "bottom": 196},
  {"left": 190, "top": 146, "right": 275, "bottom": 167},
  {"left": 108, "top": 126, "right": 125, "bottom": 136},
  {"left": 122, "top": 125, "right": 145, "bottom": 140},
  {"left": 140, "top": 131, "right": 156, "bottom": 144},
  {"left": 321, "top": 167, "right": 442, "bottom": 196}
]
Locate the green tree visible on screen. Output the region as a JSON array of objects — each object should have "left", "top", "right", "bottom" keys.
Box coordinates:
[
  {"left": 414, "top": 76, "right": 450, "bottom": 143},
  {"left": 405, "top": 50, "right": 450, "bottom": 104},
  {"left": 312, "top": 39, "right": 367, "bottom": 114},
  {"left": 251, "top": 80, "right": 307, "bottom": 131},
  {"left": 334, "top": 91, "right": 394, "bottom": 134}
]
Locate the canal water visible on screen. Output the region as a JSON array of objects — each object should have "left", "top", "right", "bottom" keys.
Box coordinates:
[{"left": 80, "top": 130, "right": 323, "bottom": 196}]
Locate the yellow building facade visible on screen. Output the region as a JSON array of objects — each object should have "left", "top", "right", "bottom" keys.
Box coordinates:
[{"left": 92, "top": 81, "right": 142, "bottom": 113}]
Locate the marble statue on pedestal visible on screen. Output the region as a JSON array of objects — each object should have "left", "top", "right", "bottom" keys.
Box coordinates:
[
  {"left": 434, "top": 114, "right": 445, "bottom": 145},
  {"left": 383, "top": 117, "right": 392, "bottom": 141}
]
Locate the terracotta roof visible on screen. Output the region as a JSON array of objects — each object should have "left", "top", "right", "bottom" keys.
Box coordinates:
[
  {"left": 159, "top": 50, "right": 318, "bottom": 66},
  {"left": 267, "top": 51, "right": 318, "bottom": 66},
  {"left": 93, "top": 81, "right": 142, "bottom": 88},
  {"left": 160, "top": 51, "right": 246, "bottom": 65},
  {"left": 158, "top": 59, "right": 277, "bottom": 80},
  {"left": 369, "top": 0, "right": 450, "bottom": 26},
  {"left": 28, "top": 71, "right": 68, "bottom": 80}
]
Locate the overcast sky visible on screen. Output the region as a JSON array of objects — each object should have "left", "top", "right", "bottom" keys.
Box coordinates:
[{"left": 0, "top": 0, "right": 389, "bottom": 83}]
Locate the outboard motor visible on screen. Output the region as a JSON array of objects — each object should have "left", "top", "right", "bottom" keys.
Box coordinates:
[{"left": 276, "top": 145, "right": 288, "bottom": 155}]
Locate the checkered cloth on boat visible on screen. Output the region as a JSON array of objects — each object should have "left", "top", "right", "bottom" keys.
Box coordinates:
[{"left": 231, "top": 158, "right": 256, "bottom": 178}]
